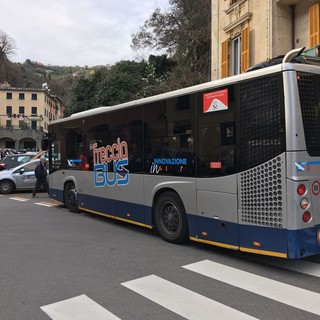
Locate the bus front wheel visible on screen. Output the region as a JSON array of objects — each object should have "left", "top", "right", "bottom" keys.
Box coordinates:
[
  {"left": 154, "top": 192, "right": 189, "bottom": 244},
  {"left": 64, "top": 182, "right": 79, "bottom": 213}
]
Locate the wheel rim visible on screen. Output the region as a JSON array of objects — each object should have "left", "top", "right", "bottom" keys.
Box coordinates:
[
  {"left": 1, "top": 181, "right": 11, "bottom": 192},
  {"left": 162, "top": 202, "right": 179, "bottom": 233},
  {"left": 66, "top": 189, "right": 77, "bottom": 206}
]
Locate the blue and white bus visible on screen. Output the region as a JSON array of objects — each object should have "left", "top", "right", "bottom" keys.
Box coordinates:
[{"left": 48, "top": 48, "right": 320, "bottom": 259}]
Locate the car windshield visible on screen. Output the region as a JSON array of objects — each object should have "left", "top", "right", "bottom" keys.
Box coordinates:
[{"left": 2, "top": 155, "right": 32, "bottom": 165}]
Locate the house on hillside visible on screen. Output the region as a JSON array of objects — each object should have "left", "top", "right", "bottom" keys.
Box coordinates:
[
  {"left": 212, "top": 0, "right": 320, "bottom": 79},
  {"left": 0, "top": 83, "right": 65, "bottom": 150}
]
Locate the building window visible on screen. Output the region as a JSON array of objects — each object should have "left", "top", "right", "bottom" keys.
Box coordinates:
[
  {"left": 31, "top": 107, "right": 37, "bottom": 115},
  {"left": 230, "top": 0, "right": 239, "bottom": 5},
  {"left": 231, "top": 37, "right": 241, "bottom": 75},
  {"left": 221, "top": 27, "right": 250, "bottom": 77},
  {"left": 19, "top": 93, "right": 25, "bottom": 100},
  {"left": 6, "top": 120, "right": 11, "bottom": 127},
  {"left": 19, "top": 106, "right": 25, "bottom": 114},
  {"left": 6, "top": 106, "right": 12, "bottom": 115},
  {"left": 6, "top": 92, "right": 12, "bottom": 99},
  {"left": 19, "top": 120, "right": 25, "bottom": 128},
  {"left": 31, "top": 121, "right": 37, "bottom": 130},
  {"left": 31, "top": 93, "right": 37, "bottom": 100}
]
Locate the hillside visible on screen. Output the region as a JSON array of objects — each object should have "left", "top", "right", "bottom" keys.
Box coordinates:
[{"left": 0, "top": 58, "right": 95, "bottom": 106}]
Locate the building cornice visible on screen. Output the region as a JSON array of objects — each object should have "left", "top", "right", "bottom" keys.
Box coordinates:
[
  {"left": 223, "top": 11, "right": 253, "bottom": 33},
  {"left": 224, "top": 0, "right": 247, "bottom": 15}
]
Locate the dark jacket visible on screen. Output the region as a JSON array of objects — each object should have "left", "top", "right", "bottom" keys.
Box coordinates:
[{"left": 35, "top": 162, "right": 47, "bottom": 179}]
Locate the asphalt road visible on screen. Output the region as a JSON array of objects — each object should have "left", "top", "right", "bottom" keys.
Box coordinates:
[{"left": 1, "top": 192, "right": 320, "bottom": 320}]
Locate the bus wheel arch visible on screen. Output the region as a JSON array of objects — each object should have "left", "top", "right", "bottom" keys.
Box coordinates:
[
  {"left": 153, "top": 189, "right": 189, "bottom": 244},
  {"left": 64, "top": 181, "right": 79, "bottom": 213}
]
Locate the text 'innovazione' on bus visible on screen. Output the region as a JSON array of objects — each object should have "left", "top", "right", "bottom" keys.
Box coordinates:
[{"left": 48, "top": 47, "right": 320, "bottom": 259}]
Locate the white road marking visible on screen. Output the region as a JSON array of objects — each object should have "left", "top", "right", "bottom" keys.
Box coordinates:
[
  {"left": 183, "top": 260, "right": 320, "bottom": 316},
  {"left": 40, "top": 294, "right": 121, "bottom": 320},
  {"left": 9, "top": 197, "right": 28, "bottom": 201},
  {"left": 35, "top": 202, "right": 57, "bottom": 207},
  {"left": 122, "top": 274, "right": 259, "bottom": 320},
  {"left": 255, "top": 258, "right": 320, "bottom": 277}
]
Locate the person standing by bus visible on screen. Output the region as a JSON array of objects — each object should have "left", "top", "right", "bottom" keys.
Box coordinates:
[{"left": 32, "top": 156, "right": 48, "bottom": 197}]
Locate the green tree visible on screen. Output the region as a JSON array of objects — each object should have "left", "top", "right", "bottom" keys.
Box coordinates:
[
  {"left": 132, "top": 0, "right": 211, "bottom": 89},
  {"left": 66, "top": 60, "right": 151, "bottom": 116},
  {"left": 94, "top": 60, "right": 147, "bottom": 106},
  {"left": 140, "top": 54, "right": 176, "bottom": 97},
  {"left": 65, "top": 69, "right": 106, "bottom": 116},
  {"left": 66, "top": 55, "right": 178, "bottom": 116}
]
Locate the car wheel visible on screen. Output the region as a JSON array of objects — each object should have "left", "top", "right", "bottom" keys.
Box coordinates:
[
  {"left": 64, "top": 182, "right": 79, "bottom": 213},
  {"left": 0, "top": 180, "right": 15, "bottom": 194},
  {"left": 154, "top": 191, "right": 189, "bottom": 244}
]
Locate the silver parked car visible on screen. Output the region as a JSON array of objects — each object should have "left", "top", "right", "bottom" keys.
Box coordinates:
[{"left": 0, "top": 159, "right": 41, "bottom": 194}]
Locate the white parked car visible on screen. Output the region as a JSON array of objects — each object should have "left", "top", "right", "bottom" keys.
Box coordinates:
[{"left": 0, "top": 159, "right": 42, "bottom": 194}]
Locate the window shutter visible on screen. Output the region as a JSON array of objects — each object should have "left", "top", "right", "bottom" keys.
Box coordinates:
[
  {"left": 310, "top": 4, "right": 320, "bottom": 48},
  {"left": 221, "top": 40, "right": 229, "bottom": 78},
  {"left": 241, "top": 27, "right": 250, "bottom": 73}
]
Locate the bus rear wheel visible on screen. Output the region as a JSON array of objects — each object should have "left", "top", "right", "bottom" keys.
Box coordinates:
[
  {"left": 64, "top": 182, "right": 79, "bottom": 213},
  {"left": 154, "top": 192, "right": 189, "bottom": 244}
]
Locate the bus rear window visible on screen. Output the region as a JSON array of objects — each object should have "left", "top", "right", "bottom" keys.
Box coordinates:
[{"left": 297, "top": 73, "right": 320, "bottom": 156}]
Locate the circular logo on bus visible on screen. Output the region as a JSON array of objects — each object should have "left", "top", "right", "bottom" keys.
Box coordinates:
[{"left": 312, "top": 180, "right": 320, "bottom": 195}]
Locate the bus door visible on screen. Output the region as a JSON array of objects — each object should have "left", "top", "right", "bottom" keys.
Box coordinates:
[{"left": 196, "top": 88, "right": 238, "bottom": 248}]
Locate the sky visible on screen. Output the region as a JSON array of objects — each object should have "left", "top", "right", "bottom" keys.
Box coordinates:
[{"left": 0, "top": 0, "right": 171, "bottom": 67}]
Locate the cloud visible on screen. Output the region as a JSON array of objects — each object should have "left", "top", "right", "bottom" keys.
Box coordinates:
[{"left": 0, "top": 0, "right": 171, "bottom": 66}]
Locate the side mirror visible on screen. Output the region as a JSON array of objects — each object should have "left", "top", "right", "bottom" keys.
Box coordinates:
[{"left": 19, "top": 168, "right": 25, "bottom": 175}]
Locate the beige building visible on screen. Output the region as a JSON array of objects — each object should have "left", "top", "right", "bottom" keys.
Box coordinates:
[
  {"left": 212, "top": 0, "right": 320, "bottom": 79},
  {"left": 0, "top": 83, "right": 65, "bottom": 150}
]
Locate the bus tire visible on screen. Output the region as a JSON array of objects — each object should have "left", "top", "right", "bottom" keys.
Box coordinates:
[
  {"left": 154, "top": 192, "right": 189, "bottom": 244},
  {"left": 64, "top": 182, "right": 79, "bottom": 213}
]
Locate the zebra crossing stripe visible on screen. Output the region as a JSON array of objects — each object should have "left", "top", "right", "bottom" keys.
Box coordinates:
[
  {"left": 183, "top": 260, "right": 320, "bottom": 316},
  {"left": 252, "top": 257, "right": 320, "bottom": 278},
  {"left": 41, "top": 294, "right": 121, "bottom": 320},
  {"left": 273, "top": 260, "right": 320, "bottom": 277},
  {"left": 122, "top": 275, "right": 258, "bottom": 320}
]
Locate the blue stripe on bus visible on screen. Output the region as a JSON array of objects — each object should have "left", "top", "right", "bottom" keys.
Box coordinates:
[
  {"left": 186, "top": 215, "right": 320, "bottom": 258},
  {"left": 287, "top": 226, "right": 320, "bottom": 259},
  {"left": 238, "top": 224, "right": 320, "bottom": 259},
  {"left": 239, "top": 224, "right": 287, "bottom": 255},
  {"left": 187, "top": 213, "right": 239, "bottom": 247},
  {"left": 78, "top": 193, "right": 150, "bottom": 225},
  {"left": 50, "top": 188, "right": 320, "bottom": 258}
]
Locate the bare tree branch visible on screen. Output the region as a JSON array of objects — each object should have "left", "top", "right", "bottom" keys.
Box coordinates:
[{"left": 0, "top": 29, "right": 17, "bottom": 69}]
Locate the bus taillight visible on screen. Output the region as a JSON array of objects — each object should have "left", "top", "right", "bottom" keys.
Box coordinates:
[
  {"left": 302, "top": 211, "right": 312, "bottom": 223},
  {"left": 297, "top": 184, "right": 306, "bottom": 195}
]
